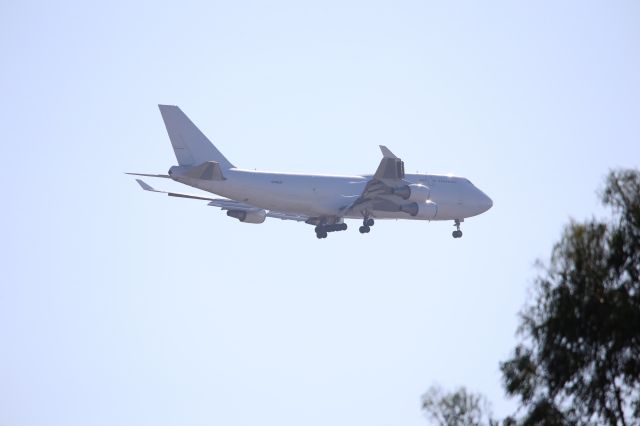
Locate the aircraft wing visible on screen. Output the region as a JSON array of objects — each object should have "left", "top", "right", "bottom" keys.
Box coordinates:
[
  {"left": 266, "top": 211, "right": 309, "bottom": 222},
  {"left": 207, "top": 199, "right": 261, "bottom": 211},
  {"left": 133, "top": 179, "right": 310, "bottom": 221},
  {"left": 341, "top": 145, "right": 407, "bottom": 215}
]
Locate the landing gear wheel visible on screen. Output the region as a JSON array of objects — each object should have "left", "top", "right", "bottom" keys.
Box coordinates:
[
  {"left": 314, "top": 222, "right": 347, "bottom": 238},
  {"left": 359, "top": 225, "right": 370, "bottom": 234},
  {"left": 452, "top": 219, "right": 463, "bottom": 239},
  {"left": 365, "top": 218, "right": 374, "bottom": 227},
  {"left": 315, "top": 225, "right": 328, "bottom": 239}
]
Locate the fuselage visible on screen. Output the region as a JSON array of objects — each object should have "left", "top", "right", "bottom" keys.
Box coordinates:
[
  {"left": 169, "top": 167, "right": 493, "bottom": 221},
  {"left": 134, "top": 105, "right": 493, "bottom": 238}
]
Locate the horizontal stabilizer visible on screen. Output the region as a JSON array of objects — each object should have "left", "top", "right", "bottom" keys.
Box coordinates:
[
  {"left": 134, "top": 179, "right": 216, "bottom": 201},
  {"left": 126, "top": 173, "right": 171, "bottom": 178},
  {"left": 136, "top": 179, "right": 162, "bottom": 192}
]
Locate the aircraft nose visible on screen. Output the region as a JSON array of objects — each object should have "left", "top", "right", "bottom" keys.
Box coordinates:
[
  {"left": 481, "top": 192, "right": 493, "bottom": 211},
  {"left": 473, "top": 188, "right": 493, "bottom": 214}
]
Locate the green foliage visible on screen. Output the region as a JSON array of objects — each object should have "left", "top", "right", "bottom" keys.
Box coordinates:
[
  {"left": 500, "top": 169, "right": 640, "bottom": 425},
  {"left": 422, "top": 385, "right": 499, "bottom": 426}
]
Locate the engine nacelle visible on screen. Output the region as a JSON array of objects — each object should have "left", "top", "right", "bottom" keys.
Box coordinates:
[
  {"left": 400, "top": 201, "right": 438, "bottom": 219},
  {"left": 226, "top": 209, "right": 266, "bottom": 224},
  {"left": 393, "top": 184, "right": 430, "bottom": 203}
]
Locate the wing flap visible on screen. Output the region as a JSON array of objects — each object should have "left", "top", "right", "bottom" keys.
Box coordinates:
[{"left": 266, "top": 211, "right": 310, "bottom": 222}]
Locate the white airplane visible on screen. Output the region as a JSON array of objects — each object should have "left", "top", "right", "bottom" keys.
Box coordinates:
[{"left": 129, "top": 105, "right": 493, "bottom": 239}]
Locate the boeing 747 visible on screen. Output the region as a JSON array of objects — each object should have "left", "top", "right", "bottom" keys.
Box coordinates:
[{"left": 129, "top": 105, "right": 493, "bottom": 239}]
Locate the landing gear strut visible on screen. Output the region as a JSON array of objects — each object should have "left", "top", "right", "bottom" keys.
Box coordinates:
[
  {"left": 359, "top": 217, "right": 374, "bottom": 234},
  {"left": 452, "top": 219, "right": 463, "bottom": 239},
  {"left": 315, "top": 223, "right": 348, "bottom": 239}
]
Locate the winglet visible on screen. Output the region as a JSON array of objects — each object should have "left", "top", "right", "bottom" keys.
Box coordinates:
[
  {"left": 379, "top": 145, "right": 398, "bottom": 159},
  {"left": 136, "top": 179, "right": 159, "bottom": 192},
  {"left": 374, "top": 146, "right": 405, "bottom": 180}
]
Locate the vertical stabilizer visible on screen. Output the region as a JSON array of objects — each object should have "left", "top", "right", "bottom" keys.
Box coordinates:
[{"left": 158, "top": 105, "right": 235, "bottom": 169}]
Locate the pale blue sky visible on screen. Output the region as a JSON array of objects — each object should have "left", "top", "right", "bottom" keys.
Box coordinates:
[{"left": 2, "top": 1, "right": 639, "bottom": 425}]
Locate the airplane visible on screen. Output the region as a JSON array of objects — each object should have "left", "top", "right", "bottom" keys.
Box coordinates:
[{"left": 129, "top": 105, "right": 493, "bottom": 239}]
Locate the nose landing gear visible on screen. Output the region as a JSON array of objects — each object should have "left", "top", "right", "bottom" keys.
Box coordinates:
[{"left": 452, "top": 219, "right": 463, "bottom": 239}]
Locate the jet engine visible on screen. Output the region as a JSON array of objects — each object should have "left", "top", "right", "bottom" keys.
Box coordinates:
[
  {"left": 226, "top": 209, "right": 267, "bottom": 224},
  {"left": 400, "top": 201, "right": 438, "bottom": 220},
  {"left": 393, "top": 184, "right": 430, "bottom": 203}
]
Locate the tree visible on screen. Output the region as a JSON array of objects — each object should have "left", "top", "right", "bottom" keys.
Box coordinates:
[
  {"left": 421, "top": 385, "right": 501, "bottom": 426},
  {"left": 500, "top": 169, "right": 640, "bottom": 425}
]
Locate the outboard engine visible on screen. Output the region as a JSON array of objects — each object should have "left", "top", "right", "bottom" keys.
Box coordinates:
[{"left": 393, "top": 184, "right": 430, "bottom": 203}]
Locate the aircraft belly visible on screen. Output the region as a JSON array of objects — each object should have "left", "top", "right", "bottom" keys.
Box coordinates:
[
  {"left": 433, "top": 202, "right": 484, "bottom": 220},
  {"left": 217, "top": 182, "right": 338, "bottom": 216},
  {"left": 255, "top": 194, "right": 334, "bottom": 216},
  {"left": 238, "top": 174, "right": 359, "bottom": 216}
]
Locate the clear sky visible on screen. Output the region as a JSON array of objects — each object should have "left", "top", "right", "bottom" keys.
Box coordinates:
[{"left": 1, "top": 1, "right": 639, "bottom": 425}]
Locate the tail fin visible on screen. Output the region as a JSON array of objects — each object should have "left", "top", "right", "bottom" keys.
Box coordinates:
[{"left": 158, "top": 105, "right": 235, "bottom": 169}]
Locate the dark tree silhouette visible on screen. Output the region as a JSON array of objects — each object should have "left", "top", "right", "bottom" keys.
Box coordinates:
[
  {"left": 500, "top": 169, "right": 640, "bottom": 425},
  {"left": 421, "top": 385, "right": 501, "bottom": 426}
]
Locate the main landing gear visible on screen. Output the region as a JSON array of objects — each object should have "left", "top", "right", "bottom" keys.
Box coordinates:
[
  {"left": 452, "top": 219, "right": 463, "bottom": 239},
  {"left": 315, "top": 223, "right": 348, "bottom": 239},
  {"left": 359, "top": 218, "right": 374, "bottom": 234}
]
